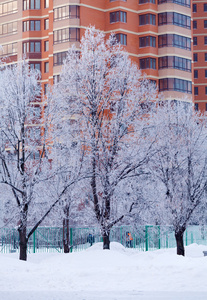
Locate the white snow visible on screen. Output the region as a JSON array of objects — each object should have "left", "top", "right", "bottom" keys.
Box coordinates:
[{"left": 1, "top": 242, "right": 207, "bottom": 300}]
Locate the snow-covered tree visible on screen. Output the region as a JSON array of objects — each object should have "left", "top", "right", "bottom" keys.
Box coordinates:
[
  {"left": 0, "top": 60, "right": 55, "bottom": 260},
  {"left": 47, "top": 130, "right": 88, "bottom": 253},
  {"left": 54, "top": 27, "right": 157, "bottom": 249},
  {"left": 149, "top": 101, "right": 207, "bottom": 256}
]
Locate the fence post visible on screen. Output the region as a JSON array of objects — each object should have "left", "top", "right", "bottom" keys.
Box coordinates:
[
  {"left": 33, "top": 230, "right": 35, "bottom": 253},
  {"left": 185, "top": 229, "right": 188, "bottom": 246},
  {"left": 70, "top": 228, "right": 73, "bottom": 253},
  {"left": 145, "top": 225, "right": 148, "bottom": 251},
  {"left": 158, "top": 226, "right": 161, "bottom": 249}
]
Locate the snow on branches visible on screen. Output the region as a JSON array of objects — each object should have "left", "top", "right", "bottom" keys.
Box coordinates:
[
  {"left": 54, "top": 26, "right": 157, "bottom": 249},
  {"left": 0, "top": 60, "right": 53, "bottom": 260},
  {"left": 149, "top": 101, "right": 207, "bottom": 255}
]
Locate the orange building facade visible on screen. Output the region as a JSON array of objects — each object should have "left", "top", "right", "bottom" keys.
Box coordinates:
[
  {"left": 0, "top": 0, "right": 193, "bottom": 103},
  {"left": 192, "top": 0, "right": 207, "bottom": 112}
]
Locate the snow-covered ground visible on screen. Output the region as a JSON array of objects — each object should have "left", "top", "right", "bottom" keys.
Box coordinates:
[{"left": 1, "top": 242, "right": 207, "bottom": 300}]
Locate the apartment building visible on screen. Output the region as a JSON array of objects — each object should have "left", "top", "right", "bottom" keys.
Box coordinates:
[
  {"left": 193, "top": 0, "right": 207, "bottom": 112},
  {"left": 0, "top": 0, "right": 193, "bottom": 102}
]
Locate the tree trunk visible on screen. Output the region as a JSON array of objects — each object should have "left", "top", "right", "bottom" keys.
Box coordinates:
[
  {"left": 19, "top": 226, "right": 27, "bottom": 261},
  {"left": 102, "top": 229, "right": 110, "bottom": 250},
  {"left": 175, "top": 229, "right": 185, "bottom": 256},
  {"left": 63, "top": 218, "right": 70, "bottom": 253},
  {"left": 63, "top": 205, "right": 70, "bottom": 253},
  {"left": 18, "top": 201, "right": 28, "bottom": 261}
]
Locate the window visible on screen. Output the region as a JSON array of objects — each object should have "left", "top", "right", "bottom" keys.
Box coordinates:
[
  {"left": 194, "top": 87, "right": 198, "bottom": 95},
  {"left": 115, "top": 33, "right": 127, "bottom": 45},
  {"left": 204, "top": 4, "right": 207, "bottom": 11},
  {"left": 158, "top": 12, "right": 191, "bottom": 29},
  {"left": 44, "top": 62, "right": 49, "bottom": 73},
  {"left": 54, "top": 5, "right": 80, "bottom": 21},
  {"left": 195, "top": 103, "right": 199, "bottom": 111},
  {"left": 35, "top": 42, "right": 40, "bottom": 52},
  {"left": 194, "top": 70, "right": 198, "bottom": 79},
  {"left": 23, "top": 0, "right": 27, "bottom": 10},
  {"left": 23, "top": 41, "right": 41, "bottom": 53},
  {"left": 53, "top": 28, "right": 80, "bottom": 44},
  {"left": 110, "top": 11, "right": 127, "bottom": 23},
  {"left": 206, "top": 103, "right": 207, "bottom": 111},
  {"left": 204, "top": 20, "right": 207, "bottom": 29},
  {"left": 139, "top": 0, "right": 155, "bottom": 3},
  {"left": 30, "top": 21, "right": 35, "bottom": 31},
  {"left": 193, "top": 37, "right": 197, "bottom": 45},
  {"left": 139, "top": 36, "right": 156, "bottom": 47},
  {"left": 44, "top": 40, "right": 49, "bottom": 52},
  {"left": 0, "top": 21, "right": 17, "bottom": 36},
  {"left": 29, "top": 127, "right": 41, "bottom": 140},
  {"left": 23, "top": 21, "right": 29, "bottom": 32},
  {"left": 53, "top": 51, "right": 67, "bottom": 66},
  {"left": 205, "top": 87, "right": 207, "bottom": 95},
  {"left": 205, "top": 70, "right": 207, "bottom": 78},
  {"left": 159, "top": 78, "right": 192, "bottom": 93},
  {"left": 44, "top": 0, "right": 49, "bottom": 8},
  {"left": 158, "top": 34, "right": 191, "bottom": 50},
  {"left": 158, "top": 0, "right": 190, "bottom": 7},
  {"left": 44, "top": 19, "right": 49, "bottom": 30},
  {"left": 53, "top": 74, "right": 60, "bottom": 84},
  {"left": 140, "top": 58, "right": 156, "bottom": 69},
  {"left": 194, "top": 53, "right": 198, "bottom": 62},
  {"left": 205, "top": 36, "right": 207, "bottom": 45},
  {"left": 205, "top": 53, "right": 207, "bottom": 61},
  {"left": 23, "top": 20, "right": 40, "bottom": 31},
  {"left": 35, "top": 20, "right": 40, "bottom": 30},
  {"left": 23, "top": 0, "right": 40, "bottom": 10},
  {"left": 193, "top": 21, "right": 197, "bottom": 29},
  {"left": 33, "top": 106, "right": 41, "bottom": 118},
  {"left": 0, "top": 42, "right": 17, "bottom": 57},
  {"left": 0, "top": 1, "right": 17, "bottom": 16},
  {"left": 150, "top": 80, "right": 157, "bottom": 86},
  {"left": 158, "top": 56, "right": 191, "bottom": 72},
  {"left": 30, "top": 63, "right": 41, "bottom": 71},
  {"left": 139, "top": 14, "right": 156, "bottom": 25},
  {"left": 44, "top": 83, "right": 48, "bottom": 95},
  {"left": 33, "top": 152, "right": 40, "bottom": 159},
  {"left": 193, "top": 4, "right": 197, "bottom": 12}
]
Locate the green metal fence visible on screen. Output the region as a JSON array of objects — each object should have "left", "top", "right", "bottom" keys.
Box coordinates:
[{"left": 1, "top": 225, "right": 207, "bottom": 254}]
